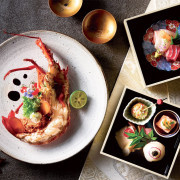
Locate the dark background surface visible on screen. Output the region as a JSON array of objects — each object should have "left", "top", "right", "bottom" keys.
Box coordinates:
[
  {"left": 103, "top": 88, "right": 180, "bottom": 176},
  {"left": 0, "top": 0, "right": 150, "bottom": 179},
  {"left": 127, "top": 5, "right": 180, "bottom": 86}
]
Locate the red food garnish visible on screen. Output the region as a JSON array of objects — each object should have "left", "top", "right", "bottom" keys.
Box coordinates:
[
  {"left": 123, "top": 128, "right": 134, "bottom": 137},
  {"left": 157, "top": 98, "right": 167, "bottom": 105},
  {"left": 32, "top": 83, "right": 38, "bottom": 89},
  {"left": 138, "top": 126, "right": 152, "bottom": 135},
  {"left": 32, "top": 88, "right": 39, "bottom": 96},
  {"left": 20, "top": 86, "right": 27, "bottom": 93},
  {"left": 15, "top": 103, "right": 23, "bottom": 114},
  {"left": 144, "top": 128, "right": 152, "bottom": 135},
  {"left": 157, "top": 99, "right": 163, "bottom": 105}
]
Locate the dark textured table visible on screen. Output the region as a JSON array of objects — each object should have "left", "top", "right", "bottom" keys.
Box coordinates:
[{"left": 0, "top": 0, "right": 150, "bottom": 179}]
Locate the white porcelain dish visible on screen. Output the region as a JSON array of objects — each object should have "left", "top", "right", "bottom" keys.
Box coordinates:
[
  {"left": 123, "top": 97, "right": 156, "bottom": 125},
  {"left": 0, "top": 30, "right": 108, "bottom": 164}
]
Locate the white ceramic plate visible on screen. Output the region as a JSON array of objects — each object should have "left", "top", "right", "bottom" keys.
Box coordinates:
[{"left": 0, "top": 30, "right": 108, "bottom": 164}]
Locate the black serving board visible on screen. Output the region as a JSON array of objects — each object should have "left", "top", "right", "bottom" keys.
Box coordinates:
[
  {"left": 125, "top": 5, "right": 180, "bottom": 86},
  {"left": 101, "top": 88, "right": 180, "bottom": 177}
]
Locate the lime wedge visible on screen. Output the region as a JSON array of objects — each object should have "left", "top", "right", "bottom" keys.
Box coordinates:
[{"left": 69, "top": 90, "right": 87, "bottom": 109}]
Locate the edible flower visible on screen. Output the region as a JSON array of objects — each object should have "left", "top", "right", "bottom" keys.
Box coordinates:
[
  {"left": 32, "top": 88, "right": 40, "bottom": 96},
  {"left": 20, "top": 86, "right": 27, "bottom": 93},
  {"left": 30, "top": 82, "right": 38, "bottom": 90},
  {"left": 24, "top": 88, "right": 34, "bottom": 99}
]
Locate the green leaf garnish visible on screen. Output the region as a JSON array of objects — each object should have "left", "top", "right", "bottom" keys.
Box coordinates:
[
  {"left": 171, "top": 28, "right": 180, "bottom": 45},
  {"left": 148, "top": 130, "right": 154, "bottom": 138},
  {"left": 140, "top": 128, "right": 145, "bottom": 137},
  {"left": 135, "top": 130, "right": 139, "bottom": 136},
  {"left": 134, "top": 142, "right": 146, "bottom": 149},
  {"left": 124, "top": 132, "right": 137, "bottom": 137},
  {"left": 151, "top": 137, "right": 157, "bottom": 141},
  {"left": 141, "top": 137, "right": 148, "bottom": 142},
  {"left": 124, "top": 128, "right": 157, "bottom": 149},
  {"left": 130, "top": 137, "right": 141, "bottom": 146}
]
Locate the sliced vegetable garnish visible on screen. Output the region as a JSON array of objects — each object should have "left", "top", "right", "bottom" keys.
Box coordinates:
[{"left": 69, "top": 90, "right": 87, "bottom": 109}]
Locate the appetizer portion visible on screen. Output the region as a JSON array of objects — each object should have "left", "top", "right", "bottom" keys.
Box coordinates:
[
  {"left": 156, "top": 115, "right": 177, "bottom": 133},
  {"left": 143, "top": 141, "right": 165, "bottom": 162},
  {"left": 115, "top": 126, "right": 136, "bottom": 156},
  {"left": 153, "top": 110, "right": 180, "bottom": 137},
  {"left": 115, "top": 123, "right": 157, "bottom": 158},
  {"left": 153, "top": 29, "right": 176, "bottom": 56},
  {"left": 2, "top": 34, "right": 70, "bottom": 145},
  {"left": 123, "top": 97, "right": 156, "bottom": 125},
  {"left": 143, "top": 20, "right": 180, "bottom": 71},
  {"left": 131, "top": 103, "right": 148, "bottom": 120}
]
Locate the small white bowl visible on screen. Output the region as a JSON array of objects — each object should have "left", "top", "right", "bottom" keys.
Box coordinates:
[{"left": 123, "top": 97, "right": 156, "bottom": 125}]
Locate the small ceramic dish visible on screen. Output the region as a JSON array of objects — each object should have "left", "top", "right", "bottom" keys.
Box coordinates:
[
  {"left": 48, "top": 0, "right": 83, "bottom": 17},
  {"left": 153, "top": 110, "right": 180, "bottom": 138},
  {"left": 123, "top": 97, "right": 156, "bottom": 125},
  {"left": 82, "top": 9, "right": 117, "bottom": 44}
]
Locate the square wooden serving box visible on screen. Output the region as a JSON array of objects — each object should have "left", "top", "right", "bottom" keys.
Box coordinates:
[
  {"left": 100, "top": 87, "right": 180, "bottom": 179},
  {"left": 124, "top": 4, "right": 180, "bottom": 88}
]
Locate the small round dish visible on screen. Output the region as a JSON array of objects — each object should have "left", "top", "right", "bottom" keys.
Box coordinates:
[
  {"left": 48, "top": 0, "right": 83, "bottom": 17},
  {"left": 123, "top": 97, "right": 156, "bottom": 125},
  {"left": 82, "top": 9, "right": 117, "bottom": 44},
  {"left": 153, "top": 110, "right": 180, "bottom": 138}
]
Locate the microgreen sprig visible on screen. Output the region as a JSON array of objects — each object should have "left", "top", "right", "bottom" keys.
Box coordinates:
[
  {"left": 125, "top": 128, "right": 157, "bottom": 149},
  {"left": 162, "top": 121, "right": 175, "bottom": 130}
]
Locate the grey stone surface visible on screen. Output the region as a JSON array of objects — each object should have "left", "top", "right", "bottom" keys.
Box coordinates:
[{"left": 0, "top": 0, "right": 150, "bottom": 179}]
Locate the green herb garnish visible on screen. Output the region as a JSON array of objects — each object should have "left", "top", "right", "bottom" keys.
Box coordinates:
[
  {"left": 125, "top": 128, "right": 157, "bottom": 149},
  {"left": 162, "top": 120, "right": 174, "bottom": 130},
  {"left": 22, "top": 96, "right": 40, "bottom": 118},
  {"left": 171, "top": 28, "right": 180, "bottom": 45}
]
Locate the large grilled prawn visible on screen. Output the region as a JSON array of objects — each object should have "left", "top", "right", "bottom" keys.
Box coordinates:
[{"left": 2, "top": 33, "right": 70, "bottom": 145}]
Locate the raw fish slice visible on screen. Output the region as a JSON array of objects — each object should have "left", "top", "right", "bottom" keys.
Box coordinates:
[
  {"left": 165, "top": 45, "right": 180, "bottom": 62},
  {"left": 154, "top": 29, "right": 176, "bottom": 53}
]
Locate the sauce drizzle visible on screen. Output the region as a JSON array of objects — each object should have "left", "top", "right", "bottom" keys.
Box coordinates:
[
  {"left": 23, "top": 74, "right": 28, "bottom": 79},
  {"left": 8, "top": 91, "right": 20, "bottom": 101},
  {"left": 13, "top": 78, "right": 21, "bottom": 86}
]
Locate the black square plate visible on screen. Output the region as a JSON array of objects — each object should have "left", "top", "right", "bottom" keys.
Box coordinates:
[
  {"left": 124, "top": 5, "right": 180, "bottom": 87},
  {"left": 101, "top": 87, "right": 180, "bottom": 179}
]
